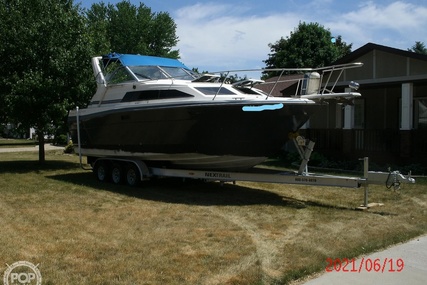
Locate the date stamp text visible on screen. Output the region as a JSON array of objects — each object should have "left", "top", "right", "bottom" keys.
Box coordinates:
[{"left": 325, "top": 258, "right": 404, "bottom": 273}]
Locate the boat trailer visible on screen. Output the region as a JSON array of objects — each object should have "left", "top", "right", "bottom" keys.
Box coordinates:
[
  {"left": 144, "top": 146, "right": 414, "bottom": 209},
  {"left": 75, "top": 109, "right": 415, "bottom": 208}
]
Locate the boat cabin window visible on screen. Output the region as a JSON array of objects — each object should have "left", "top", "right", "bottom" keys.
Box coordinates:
[
  {"left": 195, "top": 87, "right": 237, "bottom": 96},
  {"left": 121, "top": 90, "right": 194, "bottom": 102}
]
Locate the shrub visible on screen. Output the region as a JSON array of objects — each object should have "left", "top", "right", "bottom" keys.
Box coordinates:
[
  {"left": 63, "top": 139, "right": 74, "bottom": 154},
  {"left": 54, "top": 134, "right": 69, "bottom": 146}
]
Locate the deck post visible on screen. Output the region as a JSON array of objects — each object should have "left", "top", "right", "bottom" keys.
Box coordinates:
[{"left": 360, "top": 157, "right": 369, "bottom": 208}]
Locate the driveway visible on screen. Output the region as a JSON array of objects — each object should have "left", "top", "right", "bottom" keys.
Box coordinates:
[{"left": 302, "top": 234, "right": 427, "bottom": 285}]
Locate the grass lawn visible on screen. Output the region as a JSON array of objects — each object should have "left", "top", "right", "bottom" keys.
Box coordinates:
[
  {"left": 0, "top": 150, "right": 426, "bottom": 284},
  {"left": 0, "top": 138, "right": 38, "bottom": 148}
]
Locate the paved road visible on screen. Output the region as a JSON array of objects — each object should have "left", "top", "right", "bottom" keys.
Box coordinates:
[
  {"left": 0, "top": 144, "right": 64, "bottom": 153},
  {"left": 303, "top": 234, "right": 427, "bottom": 285}
]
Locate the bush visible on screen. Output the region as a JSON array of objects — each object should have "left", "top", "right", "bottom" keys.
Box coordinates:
[
  {"left": 54, "top": 134, "right": 68, "bottom": 146},
  {"left": 63, "top": 139, "right": 74, "bottom": 154}
]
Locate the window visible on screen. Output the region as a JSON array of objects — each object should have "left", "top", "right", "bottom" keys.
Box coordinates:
[
  {"left": 354, "top": 99, "right": 365, "bottom": 128},
  {"left": 414, "top": 98, "right": 427, "bottom": 129},
  {"left": 106, "top": 66, "right": 134, "bottom": 84},
  {"left": 195, "top": 87, "right": 236, "bottom": 95},
  {"left": 161, "top": 67, "right": 197, "bottom": 80},
  {"left": 129, "top": 66, "right": 168, "bottom": 80},
  {"left": 121, "top": 90, "right": 194, "bottom": 102},
  {"left": 127, "top": 66, "right": 197, "bottom": 81}
]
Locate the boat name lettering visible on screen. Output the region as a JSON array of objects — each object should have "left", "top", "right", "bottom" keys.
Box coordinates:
[
  {"left": 295, "top": 177, "right": 317, "bottom": 183},
  {"left": 205, "top": 172, "right": 232, "bottom": 179}
]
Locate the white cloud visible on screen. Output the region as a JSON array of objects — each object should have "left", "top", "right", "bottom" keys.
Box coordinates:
[
  {"left": 173, "top": 1, "right": 427, "bottom": 72},
  {"left": 326, "top": 1, "right": 427, "bottom": 49},
  {"left": 175, "top": 2, "right": 233, "bottom": 21},
  {"left": 175, "top": 3, "right": 301, "bottom": 71}
]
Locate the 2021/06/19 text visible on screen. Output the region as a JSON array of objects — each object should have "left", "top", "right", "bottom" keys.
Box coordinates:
[{"left": 325, "top": 258, "right": 404, "bottom": 273}]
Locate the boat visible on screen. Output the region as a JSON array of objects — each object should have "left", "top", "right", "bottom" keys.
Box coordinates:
[{"left": 68, "top": 53, "right": 362, "bottom": 171}]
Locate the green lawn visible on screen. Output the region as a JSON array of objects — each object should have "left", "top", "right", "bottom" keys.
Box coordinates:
[{"left": 0, "top": 138, "right": 38, "bottom": 148}]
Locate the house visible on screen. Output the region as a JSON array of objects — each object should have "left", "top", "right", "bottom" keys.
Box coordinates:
[{"left": 262, "top": 43, "right": 427, "bottom": 165}]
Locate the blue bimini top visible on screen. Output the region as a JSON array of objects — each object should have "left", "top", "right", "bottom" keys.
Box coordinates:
[{"left": 102, "top": 52, "right": 189, "bottom": 69}]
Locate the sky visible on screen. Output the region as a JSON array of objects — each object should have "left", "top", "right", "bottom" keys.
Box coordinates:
[{"left": 78, "top": 0, "right": 427, "bottom": 74}]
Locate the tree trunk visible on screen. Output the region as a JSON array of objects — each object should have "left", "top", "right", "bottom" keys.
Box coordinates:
[{"left": 37, "top": 130, "right": 45, "bottom": 164}]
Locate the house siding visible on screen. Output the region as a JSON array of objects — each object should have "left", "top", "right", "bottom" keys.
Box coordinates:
[
  {"left": 409, "top": 58, "right": 426, "bottom": 76},
  {"left": 375, "top": 50, "right": 407, "bottom": 78},
  {"left": 299, "top": 43, "right": 427, "bottom": 166}
]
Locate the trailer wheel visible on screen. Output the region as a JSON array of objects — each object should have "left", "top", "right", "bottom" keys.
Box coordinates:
[
  {"left": 111, "top": 163, "right": 124, "bottom": 184},
  {"left": 125, "top": 164, "right": 140, "bottom": 187},
  {"left": 94, "top": 160, "right": 109, "bottom": 182}
]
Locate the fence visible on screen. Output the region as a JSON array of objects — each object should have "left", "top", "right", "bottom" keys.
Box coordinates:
[{"left": 300, "top": 129, "right": 426, "bottom": 164}]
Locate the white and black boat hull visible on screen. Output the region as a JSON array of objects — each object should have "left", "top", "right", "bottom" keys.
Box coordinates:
[{"left": 68, "top": 101, "right": 319, "bottom": 170}]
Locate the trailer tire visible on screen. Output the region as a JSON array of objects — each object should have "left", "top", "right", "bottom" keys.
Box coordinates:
[
  {"left": 125, "top": 164, "right": 140, "bottom": 187},
  {"left": 111, "top": 163, "right": 124, "bottom": 184},
  {"left": 94, "top": 160, "right": 109, "bottom": 182}
]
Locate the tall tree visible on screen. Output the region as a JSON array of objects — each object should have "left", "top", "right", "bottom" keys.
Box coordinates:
[
  {"left": 86, "top": 0, "right": 179, "bottom": 58},
  {"left": 408, "top": 41, "right": 427, "bottom": 55},
  {"left": 0, "top": 0, "right": 93, "bottom": 162},
  {"left": 263, "top": 22, "right": 352, "bottom": 78},
  {"left": 85, "top": 2, "right": 111, "bottom": 55}
]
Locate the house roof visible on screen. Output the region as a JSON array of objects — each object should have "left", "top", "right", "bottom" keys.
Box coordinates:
[
  {"left": 260, "top": 43, "right": 427, "bottom": 96},
  {"left": 256, "top": 74, "right": 303, "bottom": 97},
  {"left": 334, "top": 42, "right": 427, "bottom": 64},
  {"left": 333, "top": 42, "right": 427, "bottom": 86}
]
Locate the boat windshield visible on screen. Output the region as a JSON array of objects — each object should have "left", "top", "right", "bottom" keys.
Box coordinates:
[
  {"left": 129, "top": 66, "right": 198, "bottom": 81},
  {"left": 105, "top": 66, "right": 135, "bottom": 84}
]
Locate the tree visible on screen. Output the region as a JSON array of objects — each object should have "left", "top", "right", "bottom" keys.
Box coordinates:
[
  {"left": 86, "top": 0, "right": 179, "bottom": 58},
  {"left": 0, "top": 0, "right": 93, "bottom": 163},
  {"left": 263, "top": 22, "right": 352, "bottom": 78},
  {"left": 85, "top": 1, "right": 111, "bottom": 55},
  {"left": 408, "top": 41, "right": 427, "bottom": 55}
]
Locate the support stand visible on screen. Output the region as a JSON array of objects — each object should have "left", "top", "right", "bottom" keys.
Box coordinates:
[
  {"left": 293, "top": 136, "right": 315, "bottom": 175},
  {"left": 357, "top": 157, "right": 384, "bottom": 210},
  {"left": 292, "top": 142, "right": 391, "bottom": 210}
]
